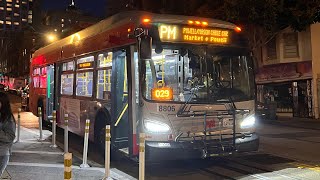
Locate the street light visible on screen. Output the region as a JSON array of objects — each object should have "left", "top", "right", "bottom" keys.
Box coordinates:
[{"left": 46, "top": 33, "right": 57, "bottom": 43}]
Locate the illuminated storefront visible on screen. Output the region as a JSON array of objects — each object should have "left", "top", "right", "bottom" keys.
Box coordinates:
[{"left": 256, "top": 61, "right": 313, "bottom": 118}]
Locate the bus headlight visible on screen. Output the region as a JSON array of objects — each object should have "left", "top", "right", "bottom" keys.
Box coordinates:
[
  {"left": 144, "top": 120, "right": 171, "bottom": 133},
  {"left": 240, "top": 115, "right": 255, "bottom": 129}
]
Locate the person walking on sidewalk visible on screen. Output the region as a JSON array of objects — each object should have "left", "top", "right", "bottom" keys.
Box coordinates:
[{"left": 0, "top": 92, "right": 16, "bottom": 177}]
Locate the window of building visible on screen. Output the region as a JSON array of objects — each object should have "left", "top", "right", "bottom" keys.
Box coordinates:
[
  {"left": 61, "top": 74, "right": 74, "bottom": 95},
  {"left": 266, "top": 38, "right": 277, "bottom": 61},
  {"left": 283, "top": 33, "right": 299, "bottom": 58}
]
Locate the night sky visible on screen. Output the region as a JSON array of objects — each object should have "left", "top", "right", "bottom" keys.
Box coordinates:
[{"left": 42, "top": 0, "right": 106, "bottom": 17}]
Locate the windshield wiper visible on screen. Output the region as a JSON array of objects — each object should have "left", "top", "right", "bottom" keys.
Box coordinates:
[{"left": 176, "top": 85, "right": 202, "bottom": 117}]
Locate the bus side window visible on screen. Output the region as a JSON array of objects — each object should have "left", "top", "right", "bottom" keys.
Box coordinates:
[
  {"left": 76, "top": 72, "right": 93, "bottom": 97},
  {"left": 61, "top": 74, "right": 74, "bottom": 95},
  {"left": 96, "top": 52, "right": 112, "bottom": 100}
]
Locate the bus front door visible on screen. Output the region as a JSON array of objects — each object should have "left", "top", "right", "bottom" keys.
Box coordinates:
[{"left": 111, "top": 49, "right": 129, "bottom": 151}]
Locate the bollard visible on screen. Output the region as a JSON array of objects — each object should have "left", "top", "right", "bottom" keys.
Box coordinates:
[
  {"left": 50, "top": 110, "right": 57, "bottom": 148},
  {"left": 38, "top": 107, "right": 44, "bottom": 141},
  {"left": 104, "top": 125, "right": 111, "bottom": 179},
  {"left": 139, "top": 133, "right": 145, "bottom": 180},
  {"left": 15, "top": 108, "right": 21, "bottom": 143},
  {"left": 64, "top": 152, "right": 72, "bottom": 180},
  {"left": 80, "top": 119, "right": 90, "bottom": 168},
  {"left": 64, "top": 113, "right": 69, "bottom": 153}
]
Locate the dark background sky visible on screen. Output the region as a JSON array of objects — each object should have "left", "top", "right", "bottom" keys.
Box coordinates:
[{"left": 42, "top": 0, "right": 106, "bottom": 17}]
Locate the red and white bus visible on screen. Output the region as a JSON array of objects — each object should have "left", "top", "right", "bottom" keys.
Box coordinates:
[{"left": 30, "top": 11, "right": 258, "bottom": 160}]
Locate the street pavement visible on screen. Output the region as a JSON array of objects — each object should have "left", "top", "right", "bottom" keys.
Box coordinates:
[
  {"left": 258, "top": 116, "right": 320, "bottom": 164},
  {"left": 1, "top": 100, "right": 136, "bottom": 180}
]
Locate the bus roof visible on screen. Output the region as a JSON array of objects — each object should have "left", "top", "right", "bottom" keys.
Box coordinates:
[{"left": 33, "top": 11, "right": 237, "bottom": 60}]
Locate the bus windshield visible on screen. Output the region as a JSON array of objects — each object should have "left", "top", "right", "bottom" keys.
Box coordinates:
[{"left": 142, "top": 44, "right": 255, "bottom": 103}]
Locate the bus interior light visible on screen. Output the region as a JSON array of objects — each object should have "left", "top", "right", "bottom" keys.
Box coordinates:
[{"left": 235, "top": 26, "right": 242, "bottom": 32}]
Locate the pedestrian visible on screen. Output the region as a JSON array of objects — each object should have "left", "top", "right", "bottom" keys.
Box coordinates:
[{"left": 0, "top": 92, "right": 16, "bottom": 177}]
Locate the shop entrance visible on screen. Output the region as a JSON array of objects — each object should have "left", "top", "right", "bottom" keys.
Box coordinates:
[{"left": 260, "top": 79, "right": 312, "bottom": 118}]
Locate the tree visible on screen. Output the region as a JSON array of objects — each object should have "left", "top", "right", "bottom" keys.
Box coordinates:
[
  {"left": 195, "top": 0, "right": 320, "bottom": 67},
  {"left": 136, "top": 0, "right": 320, "bottom": 67}
]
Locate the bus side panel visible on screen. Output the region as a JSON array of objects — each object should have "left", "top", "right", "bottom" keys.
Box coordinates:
[{"left": 58, "top": 97, "right": 102, "bottom": 141}]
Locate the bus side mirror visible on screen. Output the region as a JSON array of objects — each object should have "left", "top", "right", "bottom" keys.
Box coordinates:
[{"left": 140, "top": 36, "right": 152, "bottom": 60}]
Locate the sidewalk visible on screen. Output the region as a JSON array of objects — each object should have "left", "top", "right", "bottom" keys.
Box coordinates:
[{"left": 0, "top": 105, "right": 136, "bottom": 180}]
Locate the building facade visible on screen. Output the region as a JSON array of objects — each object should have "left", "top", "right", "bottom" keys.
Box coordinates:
[
  {"left": 255, "top": 26, "right": 320, "bottom": 119},
  {"left": 0, "top": 0, "right": 33, "bottom": 30},
  {"left": 0, "top": 0, "right": 34, "bottom": 78},
  {"left": 310, "top": 23, "right": 320, "bottom": 119}
]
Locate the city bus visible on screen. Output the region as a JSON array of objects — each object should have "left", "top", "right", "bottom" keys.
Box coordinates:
[{"left": 29, "top": 11, "right": 258, "bottom": 160}]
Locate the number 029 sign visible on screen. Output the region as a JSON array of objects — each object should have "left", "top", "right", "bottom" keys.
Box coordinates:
[{"left": 151, "top": 87, "right": 173, "bottom": 101}]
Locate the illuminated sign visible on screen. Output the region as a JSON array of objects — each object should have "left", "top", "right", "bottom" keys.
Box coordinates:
[
  {"left": 159, "top": 24, "right": 230, "bottom": 44},
  {"left": 77, "top": 62, "right": 93, "bottom": 69},
  {"left": 151, "top": 87, "right": 173, "bottom": 101}
]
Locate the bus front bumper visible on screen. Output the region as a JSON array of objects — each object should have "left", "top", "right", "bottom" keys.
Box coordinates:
[{"left": 145, "top": 133, "right": 259, "bottom": 161}]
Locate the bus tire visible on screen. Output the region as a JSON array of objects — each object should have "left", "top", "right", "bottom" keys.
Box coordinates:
[{"left": 94, "top": 109, "right": 111, "bottom": 156}]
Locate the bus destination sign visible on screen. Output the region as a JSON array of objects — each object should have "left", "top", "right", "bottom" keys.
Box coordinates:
[
  {"left": 159, "top": 24, "right": 230, "bottom": 44},
  {"left": 77, "top": 62, "right": 93, "bottom": 69}
]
